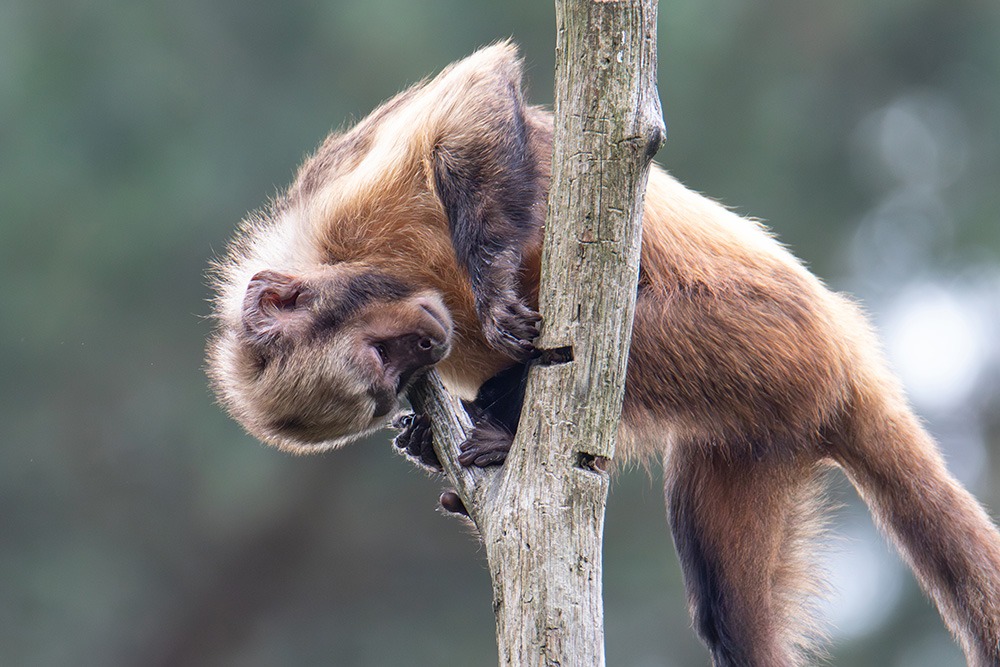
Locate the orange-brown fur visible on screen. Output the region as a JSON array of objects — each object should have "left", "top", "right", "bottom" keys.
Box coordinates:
[{"left": 207, "top": 43, "right": 1000, "bottom": 666}]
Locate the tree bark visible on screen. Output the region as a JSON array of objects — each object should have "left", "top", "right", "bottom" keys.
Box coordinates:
[{"left": 408, "top": 2, "right": 663, "bottom": 664}]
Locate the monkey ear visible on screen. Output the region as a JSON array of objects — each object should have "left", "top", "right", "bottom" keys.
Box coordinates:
[{"left": 241, "top": 270, "right": 315, "bottom": 344}]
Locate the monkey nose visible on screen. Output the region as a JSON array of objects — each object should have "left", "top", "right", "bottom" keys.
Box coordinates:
[
  {"left": 417, "top": 336, "right": 450, "bottom": 364},
  {"left": 381, "top": 333, "right": 449, "bottom": 392}
]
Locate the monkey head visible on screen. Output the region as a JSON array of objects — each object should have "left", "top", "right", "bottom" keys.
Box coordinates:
[
  {"left": 207, "top": 41, "right": 541, "bottom": 451},
  {"left": 208, "top": 264, "right": 452, "bottom": 453}
]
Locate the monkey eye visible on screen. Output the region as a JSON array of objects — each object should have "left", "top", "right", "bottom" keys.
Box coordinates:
[{"left": 373, "top": 343, "right": 390, "bottom": 366}]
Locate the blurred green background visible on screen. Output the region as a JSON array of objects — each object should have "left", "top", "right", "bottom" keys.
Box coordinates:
[{"left": 3, "top": 1, "right": 999, "bottom": 665}]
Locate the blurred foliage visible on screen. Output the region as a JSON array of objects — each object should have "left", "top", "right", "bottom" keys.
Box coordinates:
[{"left": 2, "top": 1, "right": 999, "bottom": 665}]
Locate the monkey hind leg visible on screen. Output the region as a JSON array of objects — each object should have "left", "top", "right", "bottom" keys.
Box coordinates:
[
  {"left": 833, "top": 397, "right": 1000, "bottom": 667},
  {"left": 665, "top": 445, "right": 830, "bottom": 667}
]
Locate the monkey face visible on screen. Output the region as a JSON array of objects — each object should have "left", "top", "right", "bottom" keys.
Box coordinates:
[{"left": 208, "top": 264, "right": 452, "bottom": 453}]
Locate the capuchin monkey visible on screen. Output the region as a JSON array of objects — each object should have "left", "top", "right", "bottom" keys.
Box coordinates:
[{"left": 206, "top": 43, "right": 1000, "bottom": 666}]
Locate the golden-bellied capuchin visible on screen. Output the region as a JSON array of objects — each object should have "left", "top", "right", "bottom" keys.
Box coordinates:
[{"left": 206, "top": 43, "right": 1000, "bottom": 666}]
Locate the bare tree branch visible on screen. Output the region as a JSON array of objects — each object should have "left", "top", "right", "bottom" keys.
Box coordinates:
[{"left": 408, "top": 2, "right": 663, "bottom": 663}]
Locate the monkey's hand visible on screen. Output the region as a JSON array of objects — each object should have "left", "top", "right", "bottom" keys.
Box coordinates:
[
  {"left": 481, "top": 295, "right": 541, "bottom": 361},
  {"left": 392, "top": 412, "right": 442, "bottom": 472},
  {"left": 457, "top": 421, "right": 513, "bottom": 467}
]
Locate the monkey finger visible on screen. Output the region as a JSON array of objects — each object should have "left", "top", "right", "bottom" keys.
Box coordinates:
[
  {"left": 471, "top": 450, "right": 509, "bottom": 467},
  {"left": 391, "top": 412, "right": 415, "bottom": 430},
  {"left": 509, "top": 301, "right": 542, "bottom": 324},
  {"left": 392, "top": 431, "right": 411, "bottom": 450}
]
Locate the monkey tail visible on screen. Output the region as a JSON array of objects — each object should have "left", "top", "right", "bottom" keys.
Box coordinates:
[{"left": 832, "top": 374, "right": 1000, "bottom": 667}]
